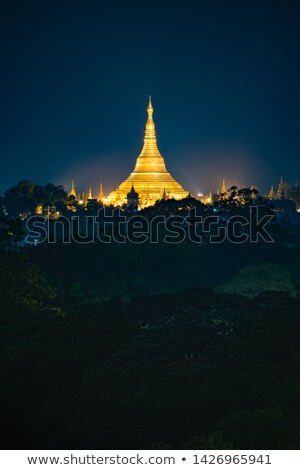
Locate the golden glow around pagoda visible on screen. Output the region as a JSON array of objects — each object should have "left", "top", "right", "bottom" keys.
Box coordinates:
[{"left": 106, "top": 97, "right": 188, "bottom": 208}]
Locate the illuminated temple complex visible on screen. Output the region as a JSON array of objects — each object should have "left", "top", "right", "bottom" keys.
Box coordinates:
[
  {"left": 106, "top": 97, "right": 188, "bottom": 208},
  {"left": 67, "top": 101, "right": 293, "bottom": 210}
]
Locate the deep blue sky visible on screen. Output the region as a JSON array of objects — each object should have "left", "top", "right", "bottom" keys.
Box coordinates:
[{"left": 0, "top": 0, "right": 299, "bottom": 196}]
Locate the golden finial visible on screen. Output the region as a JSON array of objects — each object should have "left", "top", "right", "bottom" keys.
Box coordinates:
[
  {"left": 146, "top": 95, "right": 155, "bottom": 134},
  {"left": 147, "top": 95, "right": 153, "bottom": 118}
]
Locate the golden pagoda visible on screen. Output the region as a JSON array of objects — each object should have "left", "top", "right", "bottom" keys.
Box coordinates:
[
  {"left": 219, "top": 178, "right": 228, "bottom": 200},
  {"left": 84, "top": 189, "right": 89, "bottom": 204},
  {"left": 98, "top": 181, "right": 105, "bottom": 202},
  {"left": 68, "top": 180, "right": 77, "bottom": 198},
  {"left": 268, "top": 185, "right": 276, "bottom": 200},
  {"left": 277, "top": 176, "right": 286, "bottom": 200},
  {"left": 106, "top": 97, "right": 188, "bottom": 208},
  {"left": 207, "top": 189, "right": 213, "bottom": 204},
  {"left": 88, "top": 185, "right": 93, "bottom": 200},
  {"left": 221, "top": 178, "right": 226, "bottom": 195}
]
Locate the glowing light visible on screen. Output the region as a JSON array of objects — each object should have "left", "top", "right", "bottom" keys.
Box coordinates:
[
  {"left": 107, "top": 98, "right": 188, "bottom": 208},
  {"left": 35, "top": 204, "right": 43, "bottom": 215}
]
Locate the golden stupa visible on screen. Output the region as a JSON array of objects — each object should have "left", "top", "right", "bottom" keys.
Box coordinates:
[{"left": 106, "top": 97, "right": 188, "bottom": 208}]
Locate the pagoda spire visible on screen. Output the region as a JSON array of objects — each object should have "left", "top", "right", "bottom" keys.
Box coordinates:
[
  {"left": 277, "top": 176, "right": 285, "bottom": 200},
  {"left": 221, "top": 178, "right": 226, "bottom": 194},
  {"left": 145, "top": 95, "right": 155, "bottom": 139},
  {"left": 68, "top": 180, "right": 77, "bottom": 198},
  {"left": 98, "top": 181, "right": 104, "bottom": 202},
  {"left": 268, "top": 185, "right": 276, "bottom": 200},
  {"left": 88, "top": 185, "right": 93, "bottom": 200},
  {"left": 131, "top": 96, "right": 168, "bottom": 174}
]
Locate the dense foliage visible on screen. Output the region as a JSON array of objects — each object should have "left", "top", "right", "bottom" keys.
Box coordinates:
[
  {"left": 1, "top": 188, "right": 300, "bottom": 449},
  {"left": 1, "top": 217, "right": 300, "bottom": 449},
  {"left": 0, "top": 180, "right": 67, "bottom": 218}
]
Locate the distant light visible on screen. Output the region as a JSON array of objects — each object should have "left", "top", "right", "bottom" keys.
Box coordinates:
[{"left": 197, "top": 193, "right": 203, "bottom": 197}]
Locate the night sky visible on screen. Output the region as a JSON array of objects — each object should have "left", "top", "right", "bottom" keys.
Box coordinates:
[{"left": 0, "top": 0, "right": 299, "bottom": 196}]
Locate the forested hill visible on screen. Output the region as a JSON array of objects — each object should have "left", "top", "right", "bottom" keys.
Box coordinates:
[
  {"left": 1, "top": 243, "right": 300, "bottom": 448},
  {"left": 27, "top": 232, "right": 300, "bottom": 302}
]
